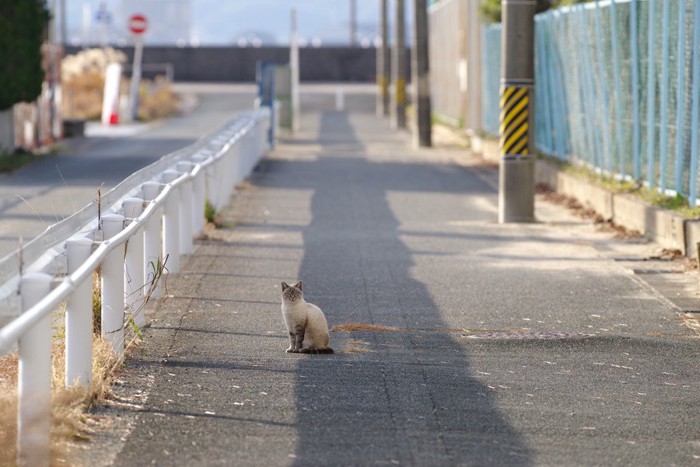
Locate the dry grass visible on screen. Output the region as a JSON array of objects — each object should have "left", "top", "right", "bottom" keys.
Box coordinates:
[
  {"left": 0, "top": 336, "right": 120, "bottom": 465},
  {"left": 339, "top": 340, "right": 376, "bottom": 354},
  {"left": 332, "top": 323, "right": 402, "bottom": 332}
]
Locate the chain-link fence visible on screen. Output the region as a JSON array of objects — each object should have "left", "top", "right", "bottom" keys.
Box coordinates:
[{"left": 483, "top": 0, "right": 700, "bottom": 204}]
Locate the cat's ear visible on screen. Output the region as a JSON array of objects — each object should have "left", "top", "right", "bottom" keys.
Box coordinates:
[
  {"left": 294, "top": 280, "right": 303, "bottom": 291},
  {"left": 281, "top": 282, "right": 290, "bottom": 291}
]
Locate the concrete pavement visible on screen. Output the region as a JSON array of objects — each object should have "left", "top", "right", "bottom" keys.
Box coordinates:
[{"left": 80, "top": 106, "right": 699, "bottom": 466}]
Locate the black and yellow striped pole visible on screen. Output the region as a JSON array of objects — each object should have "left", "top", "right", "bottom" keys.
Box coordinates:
[{"left": 498, "top": 0, "right": 536, "bottom": 223}]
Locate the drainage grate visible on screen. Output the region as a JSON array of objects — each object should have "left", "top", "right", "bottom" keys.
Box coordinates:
[{"left": 463, "top": 331, "right": 595, "bottom": 340}]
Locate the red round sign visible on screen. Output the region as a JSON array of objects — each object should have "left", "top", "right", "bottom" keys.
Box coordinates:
[{"left": 128, "top": 14, "right": 147, "bottom": 34}]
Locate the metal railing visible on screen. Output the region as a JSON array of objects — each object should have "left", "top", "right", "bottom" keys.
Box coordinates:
[{"left": 0, "top": 108, "right": 271, "bottom": 466}]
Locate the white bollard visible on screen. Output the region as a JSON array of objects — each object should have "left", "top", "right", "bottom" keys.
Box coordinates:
[
  {"left": 101, "top": 214, "right": 125, "bottom": 356},
  {"left": 176, "top": 162, "right": 194, "bottom": 255},
  {"left": 122, "top": 198, "right": 145, "bottom": 331},
  {"left": 65, "top": 238, "right": 93, "bottom": 388},
  {"left": 142, "top": 182, "right": 163, "bottom": 299},
  {"left": 161, "top": 170, "right": 181, "bottom": 274},
  {"left": 18, "top": 272, "right": 53, "bottom": 467}
]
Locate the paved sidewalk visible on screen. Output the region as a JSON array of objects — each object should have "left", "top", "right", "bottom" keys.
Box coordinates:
[{"left": 86, "top": 110, "right": 699, "bottom": 466}]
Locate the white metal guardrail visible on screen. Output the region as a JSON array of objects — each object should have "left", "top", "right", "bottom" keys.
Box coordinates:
[{"left": 0, "top": 108, "right": 271, "bottom": 466}]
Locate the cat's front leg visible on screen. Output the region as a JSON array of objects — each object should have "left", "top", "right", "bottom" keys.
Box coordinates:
[
  {"left": 286, "top": 332, "right": 296, "bottom": 353},
  {"left": 294, "top": 324, "right": 305, "bottom": 352}
]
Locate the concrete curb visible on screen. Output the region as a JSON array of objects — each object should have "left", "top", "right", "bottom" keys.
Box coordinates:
[{"left": 469, "top": 133, "right": 700, "bottom": 259}]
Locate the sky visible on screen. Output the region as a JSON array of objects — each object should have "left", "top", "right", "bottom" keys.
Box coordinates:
[{"left": 61, "top": 0, "right": 413, "bottom": 47}]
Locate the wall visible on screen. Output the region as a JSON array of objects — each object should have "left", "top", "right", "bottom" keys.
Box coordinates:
[{"left": 65, "top": 46, "right": 411, "bottom": 83}]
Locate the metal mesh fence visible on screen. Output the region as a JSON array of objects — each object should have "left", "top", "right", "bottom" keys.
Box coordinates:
[
  {"left": 483, "top": 0, "right": 700, "bottom": 204},
  {"left": 481, "top": 23, "right": 502, "bottom": 136}
]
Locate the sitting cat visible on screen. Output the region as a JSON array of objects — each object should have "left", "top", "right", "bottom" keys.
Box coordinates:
[{"left": 281, "top": 281, "right": 334, "bottom": 354}]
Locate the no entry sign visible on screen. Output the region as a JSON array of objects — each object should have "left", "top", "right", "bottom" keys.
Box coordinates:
[{"left": 128, "top": 14, "right": 147, "bottom": 34}]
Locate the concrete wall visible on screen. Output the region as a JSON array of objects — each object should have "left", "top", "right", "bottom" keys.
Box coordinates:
[{"left": 65, "top": 46, "right": 411, "bottom": 83}]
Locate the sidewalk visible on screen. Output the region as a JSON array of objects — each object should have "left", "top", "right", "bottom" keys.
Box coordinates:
[{"left": 84, "top": 109, "right": 699, "bottom": 466}]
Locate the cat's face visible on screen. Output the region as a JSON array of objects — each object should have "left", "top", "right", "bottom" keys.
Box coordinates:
[{"left": 281, "top": 281, "right": 303, "bottom": 302}]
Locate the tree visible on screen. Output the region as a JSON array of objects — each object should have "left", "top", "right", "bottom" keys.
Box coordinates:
[{"left": 0, "top": 0, "right": 50, "bottom": 110}]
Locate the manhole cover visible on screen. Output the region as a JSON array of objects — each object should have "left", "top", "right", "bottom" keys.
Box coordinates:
[{"left": 463, "top": 331, "right": 595, "bottom": 340}]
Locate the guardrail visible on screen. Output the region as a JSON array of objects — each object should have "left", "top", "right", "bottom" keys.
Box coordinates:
[{"left": 0, "top": 108, "right": 271, "bottom": 466}]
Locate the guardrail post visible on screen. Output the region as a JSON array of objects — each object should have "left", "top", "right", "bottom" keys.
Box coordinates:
[
  {"left": 161, "top": 170, "right": 181, "bottom": 274},
  {"left": 101, "top": 213, "right": 126, "bottom": 356},
  {"left": 142, "top": 182, "right": 163, "bottom": 299},
  {"left": 176, "top": 162, "right": 195, "bottom": 255},
  {"left": 18, "top": 272, "right": 52, "bottom": 467},
  {"left": 191, "top": 155, "right": 207, "bottom": 235},
  {"left": 122, "top": 198, "right": 146, "bottom": 331},
  {"left": 65, "top": 238, "right": 93, "bottom": 388}
]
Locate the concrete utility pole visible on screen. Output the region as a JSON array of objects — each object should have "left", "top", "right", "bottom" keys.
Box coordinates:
[
  {"left": 290, "top": 7, "right": 300, "bottom": 132},
  {"left": 392, "top": 0, "right": 407, "bottom": 129},
  {"left": 498, "top": 0, "right": 536, "bottom": 223},
  {"left": 412, "top": 0, "right": 431, "bottom": 147},
  {"left": 377, "top": 0, "right": 390, "bottom": 116},
  {"left": 350, "top": 0, "right": 357, "bottom": 47}
]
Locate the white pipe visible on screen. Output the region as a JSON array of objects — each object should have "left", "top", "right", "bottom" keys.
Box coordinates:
[
  {"left": 176, "top": 162, "right": 194, "bottom": 255},
  {"left": 18, "top": 272, "right": 52, "bottom": 467},
  {"left": 101, "top": 214, "right": 125, "bottom": 356},
  {"left": 65, "top": 238, "right": 93, "bottom": 388},
  {"left": 141, "top": 182, "right": 163, "bottom": 300},
  {"left": 161, "top": 170, "right": 181, "bottom": 274},
  {"left": 122, "top": 198, "right": 145, "bottom": 330}
]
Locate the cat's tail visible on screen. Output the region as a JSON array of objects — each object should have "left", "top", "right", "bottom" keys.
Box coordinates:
[{"left": 316, "top": 348, "right": 334, "bottom": 354}]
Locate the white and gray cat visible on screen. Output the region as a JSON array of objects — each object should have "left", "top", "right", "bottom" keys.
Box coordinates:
[{"left": 280, "top": 281, "right": 334, "bottom": 354}]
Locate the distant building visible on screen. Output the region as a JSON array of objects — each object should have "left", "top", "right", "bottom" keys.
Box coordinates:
[{"left": 117, "top": 0, "right": 192, "bottom": 45}]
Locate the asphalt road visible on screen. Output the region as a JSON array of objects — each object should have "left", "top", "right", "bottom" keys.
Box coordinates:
[
  {"left": 77, "top": 105, "right": 699, "bottom": 466},
  {"left": 0, "top": 83, "right": 258, "bottom": 258}
]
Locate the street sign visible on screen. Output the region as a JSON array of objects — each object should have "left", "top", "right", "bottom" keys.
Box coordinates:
[{"left": 128, "top": 14, "right": 148, "bottom": 35}]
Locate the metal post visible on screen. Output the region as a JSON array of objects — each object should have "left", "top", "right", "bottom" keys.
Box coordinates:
[
  {"left": 377, "top": 0, "right": 390, "bottom": 116},
  {"left": 674, "top": 0, "right": 688, "bottom": 194},
  {"left": 142, "top": 182, "right": 163, "bottom": 299},
  {"left": 18, "top": 272, "right": 52, "bottom": 467},
  {"left": 412, "top": 0, "right": 432, "bottom": 147},
  {"left": 350, "top": 0, "right": 357, "bottom": 47},
  {"left": 646, "top": 0, "right": 657, "bottom": 188},
  {"left": 498, "top": 0, "right": 536, "bottom": 223},
  {"left": 101, "top": 214, "right": 125, "bottom": 356},
  {"left": 122, "top": 198, "right": 145, "bottom": 330},
  {"left": 392, "top": 0, "right": 407, "bottom": 129},
  {"left": 290, "top": 8, "right": 300, "bottom": 133},
  {"left": 161, "top": 170, "right": 181, "bottom": 274},
  {"left": 65, "top": 238, "right": 93, "bottom": 388},
  {"left": 192, "top": 154, "right": 207, "bottom": 236},
  {"left": 128, "top": 34, "right": 144, "bottom": 121},
  {"left": 176, "top": 162, "right": 194, "bottom": 255}
]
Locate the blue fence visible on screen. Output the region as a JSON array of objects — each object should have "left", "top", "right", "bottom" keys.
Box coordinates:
[{"left": 483, "top": 0, "right": 700, "bottom": 205}]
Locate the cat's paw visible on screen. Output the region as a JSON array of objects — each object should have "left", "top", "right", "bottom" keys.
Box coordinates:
[{"left": 286, "top": 347, "right": 295, "bottom": 353}]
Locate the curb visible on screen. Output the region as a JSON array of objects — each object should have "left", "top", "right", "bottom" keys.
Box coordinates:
[{"left": 469, "top": 133, "right": 700, "bottom": 259}]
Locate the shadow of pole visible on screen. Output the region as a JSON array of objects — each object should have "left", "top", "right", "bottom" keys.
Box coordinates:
[{"left": 290, "top": 112, "right": 532, "bottom": 465}]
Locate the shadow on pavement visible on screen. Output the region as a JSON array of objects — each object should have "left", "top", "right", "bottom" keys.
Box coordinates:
[{"left": 281, "top": 112, "right": 532, "bottom": 465}]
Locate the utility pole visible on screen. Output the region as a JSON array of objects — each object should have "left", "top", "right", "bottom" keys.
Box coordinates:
[
  {"left": 498, "top": 0, "right": 536, "bottom": 223},
  {"left": 377, "top": 0, "right": 390, "bottom": 116},
  {"left": 412, "top": 0, "right": 431, "bottom": 147},
  {"left": 392, "top": 0, "right": 407, "bottom": 129},
  {"left": 290, "top": 7, "right": 300, "bottom": 132},
  {"left": 350, "top": 0, "right": 357, "bottom": 47}
]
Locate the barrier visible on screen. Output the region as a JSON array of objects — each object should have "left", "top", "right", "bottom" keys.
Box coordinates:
[{"left": 0, "top": 109, "right": 270, "bottom": 465}]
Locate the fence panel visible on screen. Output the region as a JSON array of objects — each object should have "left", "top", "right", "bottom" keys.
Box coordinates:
[{"left": 483, "top": 0, "right": 700, "bottom": 204}]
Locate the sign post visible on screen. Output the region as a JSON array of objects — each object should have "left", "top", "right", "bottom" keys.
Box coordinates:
[{"left": 127, "top": 13, "right": 147, "bottom": 122}]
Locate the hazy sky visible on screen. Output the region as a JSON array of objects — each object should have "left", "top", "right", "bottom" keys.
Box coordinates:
[{"left": 62, "top": 0, "right": 413, "bottom": 46}]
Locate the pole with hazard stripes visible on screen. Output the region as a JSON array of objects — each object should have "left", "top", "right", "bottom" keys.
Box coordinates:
[{"left": 498, "top": 0, "right": 536, "bottom": 223}]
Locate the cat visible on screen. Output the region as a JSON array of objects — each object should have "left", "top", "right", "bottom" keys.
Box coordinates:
[{"left": 280, "top": 281, "right": 334, "bottom": 354}]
